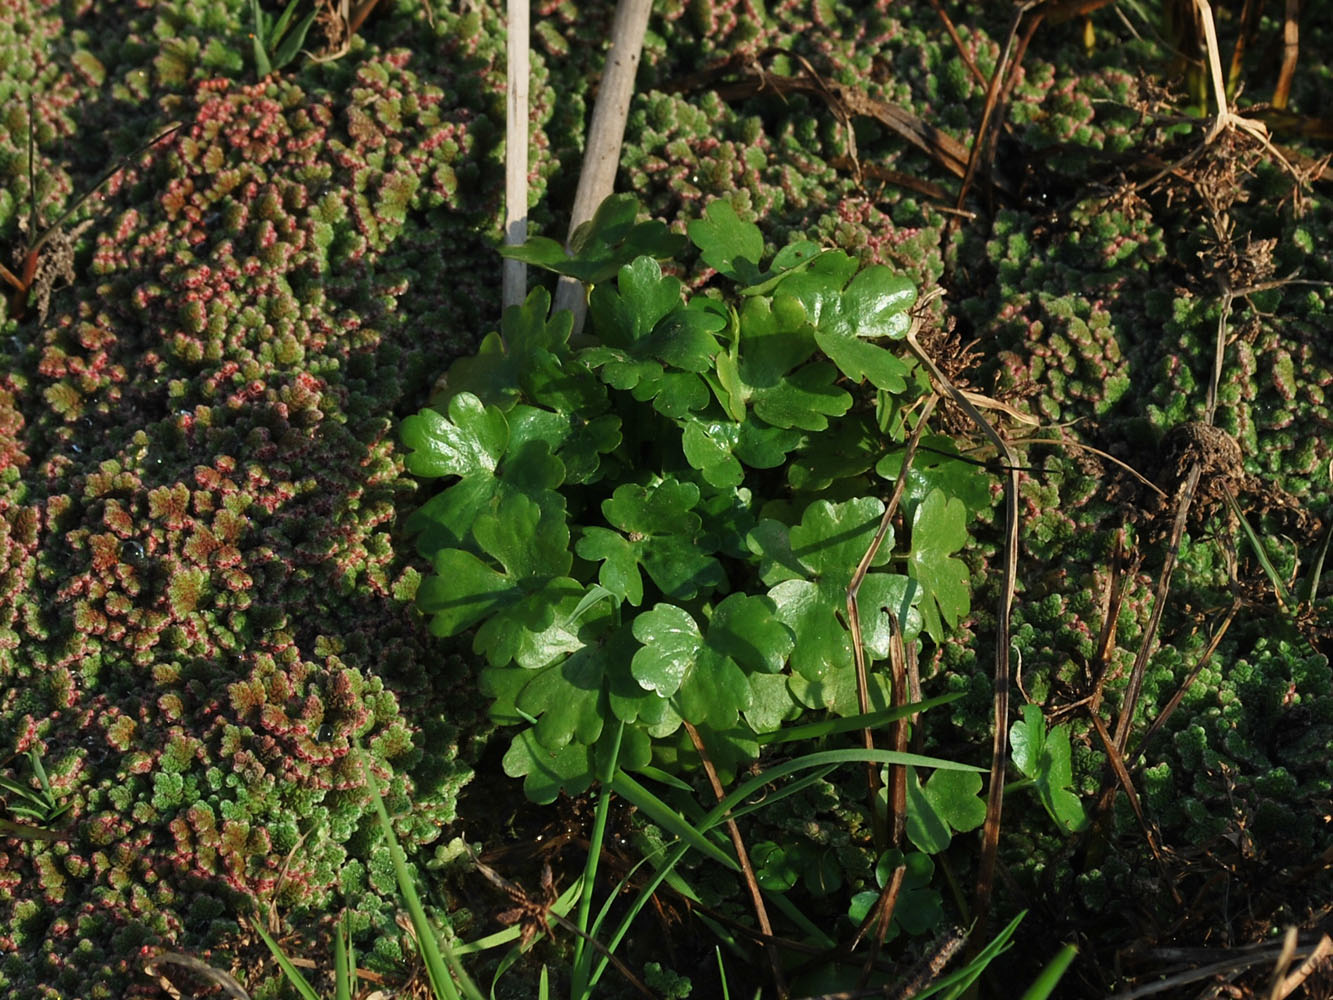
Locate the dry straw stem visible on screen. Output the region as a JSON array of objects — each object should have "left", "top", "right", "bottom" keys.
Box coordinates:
[
  {"left": 502, "top": 0, "right": 529, "bottom": 310},
  {"left": 141, "top": 952, "right": 250, "bottom": 1000},
  {"left": 1130, "top": 0, "right": 1305, "bottom": 197},
  {"left": 903, "top": 291, "right": 1019, "bottom": 935},
  {"left": 553, "top": 0, "right": 652, "bottom": 331},
  {"left": 847, "top": 393, "right": 939, "bottom": 851},
  {"left": 466, "top": 844, "right": 655, "bottom": 997},
  {"left": 1271, "top": 932, "right": 1333, "bottom": 1000},
  {"left": 1113, "top": 934, "right": 1332, "bottom": 999},
  {"left": 681, "top": 719, "right": 788, "bottom": 997}
]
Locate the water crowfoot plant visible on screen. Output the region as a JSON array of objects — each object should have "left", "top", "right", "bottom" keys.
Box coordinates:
[
  {"left": 388, "top": 193, "right": 1035, "bottom": 993},
  {"left": 402, "top": 194, "right": 990, "bottom": 805}
]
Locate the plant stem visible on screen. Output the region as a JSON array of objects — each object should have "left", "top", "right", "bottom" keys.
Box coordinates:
[
  {"left": 503, "top": 0, "right": 530, "bottom": 310},
  {"left": 552, "top": 0, "right": 652, "bottom": 332},
  {"left": 571, "top": 720, "right": 624, "bottom": 995}
]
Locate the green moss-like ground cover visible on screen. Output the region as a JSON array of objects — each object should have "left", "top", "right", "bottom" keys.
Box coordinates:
[{"left": 0, "top": 1, "right": 1330, "bottom": 996}]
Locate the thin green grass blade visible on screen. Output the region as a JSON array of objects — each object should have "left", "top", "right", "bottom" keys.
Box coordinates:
[
  {"left": 28, "top": 748, "right": 51, "bottom": 794},
  {"left": 269, "top": 0, "right": 301, "bottom": 42},
  {"left": 588, "top": 847, "right": 686, "bottom": 945},
  {"left": 765, "top": 890, "right": 836, "bottom": 949},
  {"left": 334, "top": 911, "right": 353, "bottom": 1000},
  {"left": 567, "top": 584, "right": 614, "bottom": 625},
  {"left": 0, "top": 775, "right": 43, "bottom": 809},
  {"left": 692, "top": 911, "right": 745, "bottom": 961},
  {"left": 249, "top": 0, "right": 272, "bottom": 76},
  {"left": 251, "top": 919, "right": 322, "bottom": 1000},
  {"left": 1225, "top": 489, "right": 1294, "bottom": 609},
  {"left": 700, "top": 749, "right": 982, "bottom": 835},
  {"left": 633, "top": 763, "right": 694, "bottom": 792},
  {"left": 592, "top": 748, "right": 978, "bottom": 992},
  {"left": 1301, "top": 517, "right": 1333, "bottom": 606},
  {"left": 917, "top": 910, "right": 1025, "bottom": 1000},
  {"left": 717, "top": 947, "right": 730, "bottom": 1000},
  {"left": 489, "top": 947, "right": 525, "bottom": 1000},
  {"left": 271, "top": 7, "right": 318, "bottom": 69},
  {"left": 362, "top": 754, "right": 483, "bottom": 1000},
  {"left": 612, "top": 772, "right": 739, "bottom": 871},
  {"left": 453, "top": 878, "right": 581, "bottom": 956},
  {"left": 754, "top": 694, "right": 962, "bottom": 745},
  {"left": 719, "top": 765, "right": 839, "bottom": 825},
  {"left": 1019, "top": 942, "right": 1077, "bottom": 1000},
  {"left": 589, "top": 840, "right": 690, "bottom": 991},
  {"left": 572, "top": 722, "right": 624, "bottom": 995},
  {"left": 538, "top": 965, "right": 550, "bottom": 1000}
]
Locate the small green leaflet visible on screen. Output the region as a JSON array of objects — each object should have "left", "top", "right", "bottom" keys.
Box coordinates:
[
  {"left": 875, "top": 434, "right": 994, "bottom": 519},
  {"left": 401, "top": 396, "right": 572, "bottom": 558},
  {"left": 688, "top": 199, "right": 765, "bottom": 286},
  {"left": 575, "top": 478, "right": 725, "bottom": 605},
  {"left": 908, "top": 488, "right": 972, "bottom": 644},
  {"left": 627, "top": 594, "right": 794, "bottom": 732},
  {"left": 630, "top": 604, "right": 750, "bottom": 731},
  {"left": 747, "top": 498, "right": 921, "bottom": 712},
  {"left": 687, "top": 199, "right": 826, "bottom": 294},
  {"left": 399, "top": 392, "right": 507, "bottom": 480},
  {"left": 502, "top": 728, "right": 595, "bottom": 804},
  {"left": 714, "top": 293, "right": 852, "bottom": 431},
  {"left": 1010, "top": 704, "right": 1089, "bottom": 833},
  {"left": 486, "top": 624, "right": 653, "bottom": 802},
  {"left": 781, "top": 251, "right": 917, "bottom": 341},
  {"left": 681, "top": 417, "right": 802, "bottom": 489},
  {"left": 497, "top": 193, "right": 686, "bottom": 286},
  {"left": 848, "top": 849, "right": 944, "bottom": 943},
  {"left": 415, "top": 492, "right": 574, "bottom": 659},
  {"left": 440, "top": 287, "right": 579, "bottom": 410},
  {"left": 903, "top": 766, "right": 986, "bottom": 855},
  {"left": 777, "top": 252, "right": 916, "bottom": 392},
  {"left": 586, "top": 257, "right": 724, "bottom": 418}
]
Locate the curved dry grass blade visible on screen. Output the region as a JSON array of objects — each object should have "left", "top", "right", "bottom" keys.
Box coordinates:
[
  {"left": 142, "top": 952, "right": 251, "bottom": 1000},
  {"left": 954, "top": 2, "right": 1041, "bottom": 213}
]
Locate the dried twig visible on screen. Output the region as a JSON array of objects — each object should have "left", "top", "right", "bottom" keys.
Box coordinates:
[
  {"left": 502, "top": 0, "right": 530, "bottom": 310},
  {"left": 954, "top": 2, "right": 1041, "bottom": 214},
  {"left": 553, "top": 0, "right": 652, "bottom": 331},
  {"left": 468, "top": 845, "right": 656, "bottom": 997},
  {"left": 1087, "top": 712, "right": 1181, "bottom": 905},
  {"left": 142, "top": 952, "right": 251, "bottom": 1000},
  {"left": 681, "top": 719, "right": 787, "bottom": 997},
  {"left": 903, "top": 290, "right": 1020, "bottom": 932},
  {"left": 850, "top": 862, "right": 906, "bottom": 986},
  {"left": 846, "top": 392, "right": 939, "bottom": 850},
  {"left": 1271, "top": 0, "right": 1299, "bottom": 111}
]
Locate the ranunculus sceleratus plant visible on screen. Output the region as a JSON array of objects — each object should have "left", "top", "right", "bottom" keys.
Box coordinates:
[{"left": 401, "top": 194, "right": 991, "bottom": 802}]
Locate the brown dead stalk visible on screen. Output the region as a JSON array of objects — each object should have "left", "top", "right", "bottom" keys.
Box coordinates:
[
  {"left": 846, "top": 392, "right": 939, "bottom": 850},
  {"left": 902, "top": 291, "right": 1021, "bottom": 935}
]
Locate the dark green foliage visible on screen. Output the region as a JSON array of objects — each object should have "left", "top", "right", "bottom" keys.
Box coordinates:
[{"left": 404, "top": 197, "right": 986, "bottom": 802}]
